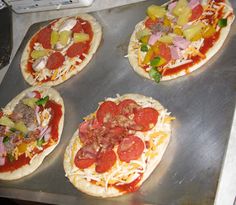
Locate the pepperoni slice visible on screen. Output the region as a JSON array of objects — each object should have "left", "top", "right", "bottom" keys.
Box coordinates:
[
  {"left": 134, "top": 107, "right": 159, "bottom": 131},
  {"left": 159, "top": 43, "right": 171, "bottom": 63},
  {"left": 74, "top": 144, "right": 98, "bottom": 169},
  {"left": 117, "top": 135, "right": 144, "bottom": 163},
  {"left": 37, "top": 27, "right": 52, "bottom": 49},
  {"left": 145, "top": 18, "right": 159, "bottom": 29},
  {"left": 66, "top": 42, "right": 89, "bottom": 58},
  {"left": 96, "top": 101, "right": 118, "bottom": 125},
  {"left": 95, "top": 149, "right": 117, "bottom": 173},
  {"left": 189, "top": 5, "right": 204, "bottom": 22},
  {"left": 46, "top": 52, "right": 65, "bottom": 70},
  {"left": 118, "top": 99, "right": 140, "bottom": 116},
  {"left": 33, "top": 91, "right": 41, "bottom": 99},
  {"left": 74, "top": 157, "right": 95, "bottom": 169},
  {"left": 72, "top": 21, "right": 83, "bottom": 33}
]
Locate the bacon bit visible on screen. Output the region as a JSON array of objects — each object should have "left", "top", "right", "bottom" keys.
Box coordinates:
[{"left": 51, "top": 70, "right": 59, "bottom": 81}]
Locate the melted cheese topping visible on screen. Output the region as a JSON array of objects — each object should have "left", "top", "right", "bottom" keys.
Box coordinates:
[{"left": 66, "top": 107, "right": 173, "bottom": 192}]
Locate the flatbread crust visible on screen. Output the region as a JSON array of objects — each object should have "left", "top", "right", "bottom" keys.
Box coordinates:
[
  {"left": 0, "top": 86, "right": 65, "bottom": 180},
  {"left": 64, "top": 94, "right": 172, "bottom": 197},
  {"left": 21, "top": 13, "right": 102, "bottom": 86},
  {"left": 128, "top": 0, "right": 235, "bottom": 81}
]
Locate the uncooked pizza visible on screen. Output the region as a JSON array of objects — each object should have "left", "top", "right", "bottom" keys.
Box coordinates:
[
  {"left": 64, "top": 94, "right": 174, "bottom": 197},
  {"left": 128, "top": 0, "right": 235, "bottom": 82},
  {"left": 0, "top": 86, "right": 64, "bottom": 180},
  {"left": 21, "top": 14, "right": 102, "bottom": 86}
]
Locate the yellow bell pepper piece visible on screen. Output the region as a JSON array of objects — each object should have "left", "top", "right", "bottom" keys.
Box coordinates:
[
  {"left": 143, "top": 48, "right": 154, "bottom": 65},
  {"left": 18, "top": 143, "right": 28, "bottom": 154},
  {"left": 202, "top": 25, "right": 216, "bottom": 38}
]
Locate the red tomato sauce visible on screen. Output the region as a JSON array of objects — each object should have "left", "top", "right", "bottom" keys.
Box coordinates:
[
  {"left": 163, "top": 31, "right": 221, "bottom": 77},
  {"left": 26, "top": 18, "right": 93, "bottom": 83},
  {"left": 0, "top": 100, "right": 62, "bottom": 173},
  {"left": 114, "top": 173, "right": 143, "bottom": 193}
]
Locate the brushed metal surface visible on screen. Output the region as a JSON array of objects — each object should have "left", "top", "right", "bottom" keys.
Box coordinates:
[{"left": 0, "top": 1, "right": 236, "bottom": 204}]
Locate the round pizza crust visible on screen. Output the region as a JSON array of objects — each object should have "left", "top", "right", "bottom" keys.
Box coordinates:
[
  {"left": 21, "top": 13, "right": 102, "bottom": 86},
  {"left": 64, "top": 94, "right": 172, "bottom": 197},
  {"left": 128, "top": 0, "right": 235, "bottom": 81},
  {"left": 0, "top": 86, "right": 65, "bottom": 180}
]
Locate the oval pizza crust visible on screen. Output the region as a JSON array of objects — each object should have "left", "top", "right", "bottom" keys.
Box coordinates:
[
  {"left": 0, "top": 86, "right": 64, "bottom": 180},
  {"left": 128, "top": 0, "right": 235, "bottom": 81},
  {"left": 64, "top": 94, "right": 172, "bottom": 197},
  {"left": 21, "top": 14, "right": 102, "bottom": 86}
]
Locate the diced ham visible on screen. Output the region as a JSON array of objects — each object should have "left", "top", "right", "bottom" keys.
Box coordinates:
[
  {"left": 170, "top": 46, "right": 181, "bottom": 60},
  {"left": 189, "top": 0, "right": 200, "bottom": 9},
  {"left": 168, "top": 1, "right": 177, "bottom": 12},
  {"left": 173, "top": 36, "right": 191, "bottom": 50},
  {"left": 0, "top": 156, "right": 5, "bottom": 166},
  {"left": 148, "top": 32, "right": 162, "bottom": 45}
]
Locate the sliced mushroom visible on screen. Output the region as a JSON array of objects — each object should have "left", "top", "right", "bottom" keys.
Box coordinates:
[
  {"left": 59, "top": 18, "right": 77, "bottom": 32},
  {"left": 32, "top": 56, "right": 48, "bottom": 72}
]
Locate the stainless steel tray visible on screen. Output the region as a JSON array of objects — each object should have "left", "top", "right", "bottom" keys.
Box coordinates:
[{"left": 0, "top": 1, "right": 236, "bottom": 204}]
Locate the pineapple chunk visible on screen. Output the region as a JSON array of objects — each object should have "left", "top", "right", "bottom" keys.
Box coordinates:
[
  {"left": 15, "top": 121, "right": 28, "bottom": 134},
  {"left": 147, "top": 5, "right": 167, "bottom": 19},
  {"left": 59, "top": 30, "right": 71, "bottom": 46},
  {"left": 0, "top": 116, "right": 15, "bottom": 128},
  {"left": 136, "top": 28, "right": 151, "bottom": 40},
  {"left": 50, "top": 31, "right": 59, "bottom": 47},
  {"left": 22, "top": 98, "right": 38, "bottom": 109},
  {"left": 73, "top": 33, "right": 90, "bottom": 43},
  {"left": 177, "top": 7, "right": 192, "bottom": 26},
  {"left": 183, "top": 22, "right": 205, "bottom": 41},
  {"left": 158, "top": 35, "right": 173, "bottom": 44},
  {"left": 31, "top": 50, "right": 47, "bottom": 59},
  {"left": 172, "top": 0, "right": 188, "bottom": 17}
]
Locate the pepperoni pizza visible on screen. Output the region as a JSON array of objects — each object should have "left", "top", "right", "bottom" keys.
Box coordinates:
[
  {"left": 128, "top": 0, "right": 234, "bottom": 82},
  {"left": 21, "top": 14, "right": 102, "bottom": 86},
  {"left": 64, "top": 94, "right": 174, "bottom": 197}
]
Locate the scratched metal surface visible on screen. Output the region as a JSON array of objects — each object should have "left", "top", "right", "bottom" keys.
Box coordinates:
[{"left": 0, "top": 1, "right": 236, "bottom": 204}]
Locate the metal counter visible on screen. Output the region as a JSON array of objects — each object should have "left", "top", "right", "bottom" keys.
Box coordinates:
[{"left": 0, "top": 1, "right": 236, "bottom": 204}]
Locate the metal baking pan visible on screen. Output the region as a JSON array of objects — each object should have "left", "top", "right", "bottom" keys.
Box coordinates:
[{"left": 0, "top": 1, "right": 236, "bottom": 204}]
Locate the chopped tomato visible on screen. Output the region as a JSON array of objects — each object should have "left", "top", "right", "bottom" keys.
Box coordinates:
[
  {"left": 37, "top": 27, "right": 52, "bottom": 49},
  {"left": 189, "top": 5, "right": 204, "bottom": 22},
  {"left": 66, "top": 42, "right": 89, "bottom": 58},
  {"left": 145, "top": 17, "right": 158, "bottom": 29},
  {"left": 33, "top": 91, "right": 41, "bottom": 99},
  {"left": 118, "top": 99, "right": 140, "bottom": 116},
  {"left": 159, "top": 43, "right": 171, "bottom": 63},
  {"left": 117, "top": 135, "right": 144, "bottom": 163},
  {"left": 46, "top": 52, "right": 65, "bottom": 70},
  {"left": 96, "top": 101, "right": 118, "bottom": 125},
  {"left": 95, "top": 150, "right": 116, "bottom": 173},
  {"left": 134, "top": 107, "right": 159, "bottom": 131}
]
